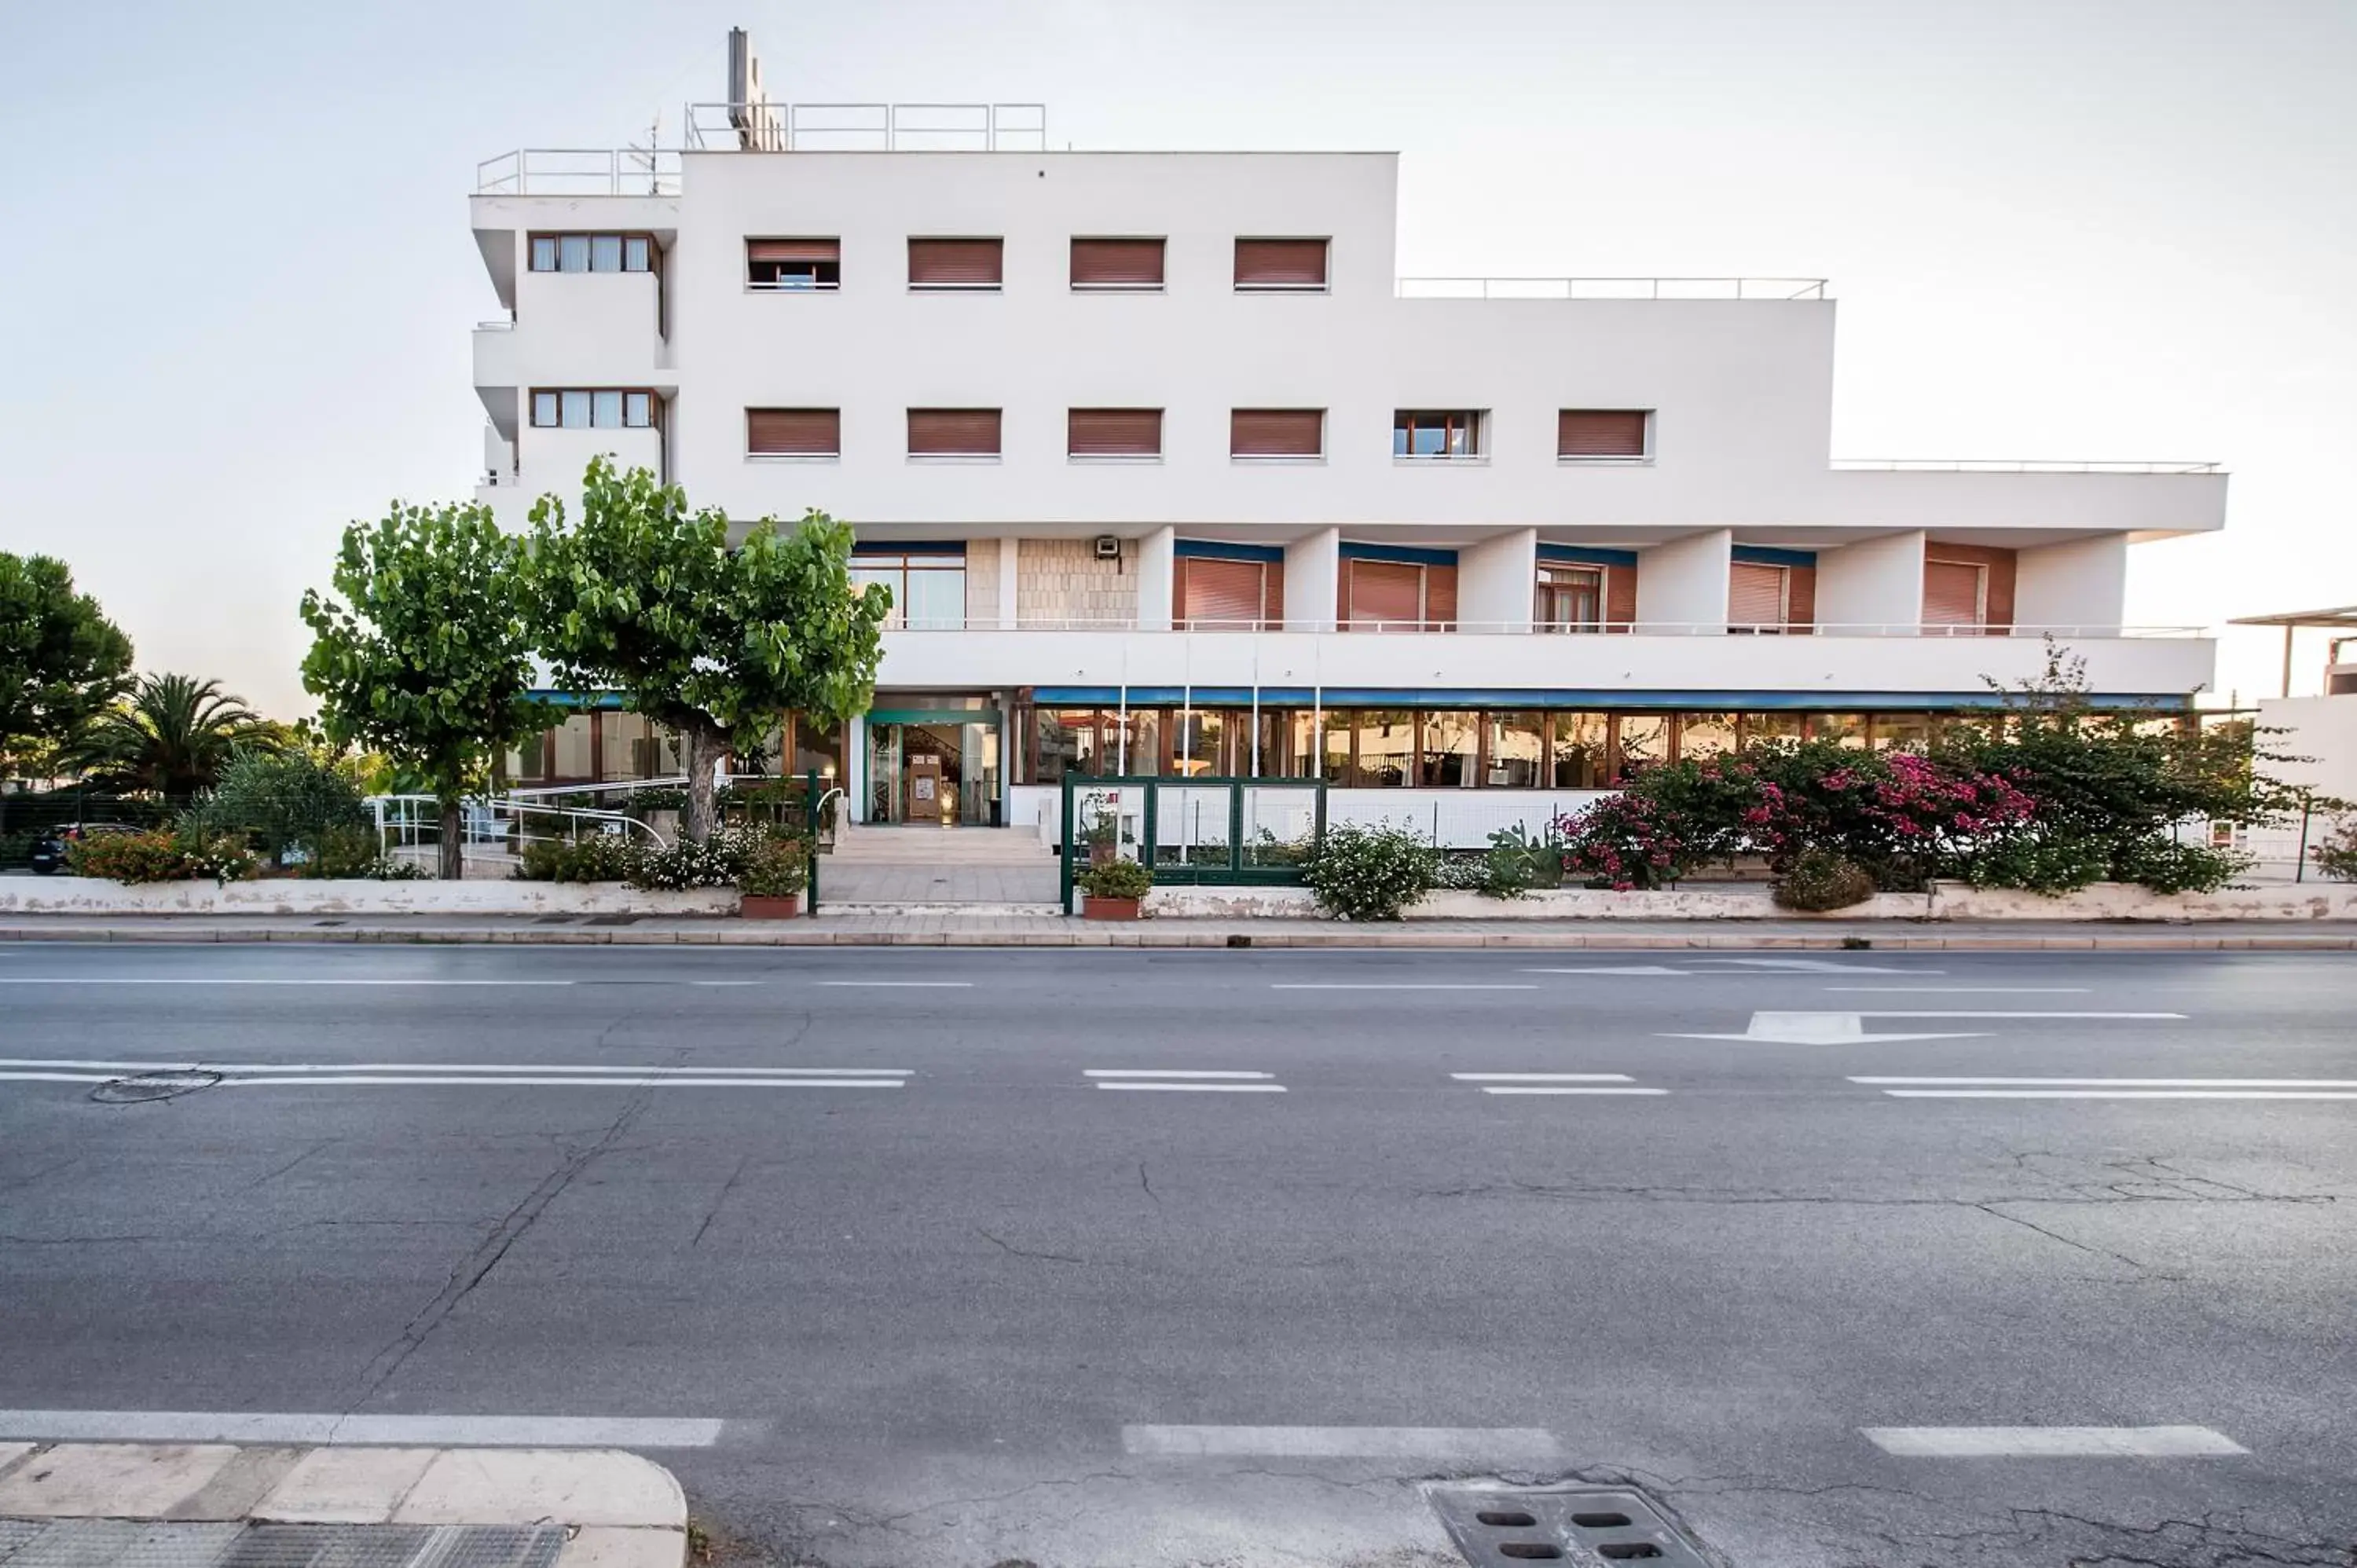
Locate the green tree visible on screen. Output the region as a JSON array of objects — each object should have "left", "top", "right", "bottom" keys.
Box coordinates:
[
  {"left": 300, "top": 502, "right": 544, "bottom": 879},
  {"left": 526, "top": 459, "right": 889, "bottom": 842},
  {"left": 0, "top": 551, "right": 134, "bottom": 787},
  {"left": 73, "top": 672, "right": 281, "bottom": 798}
]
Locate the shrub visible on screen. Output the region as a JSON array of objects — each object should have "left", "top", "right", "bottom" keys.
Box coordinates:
[
  {"left": 1468, "top": 822, "right": 1564, "bottom": 899},
  {"left": 1772, "top": 848, "right": 1878, "bottom": 911},
  {"left": 516, "top": 833, "right": 640, "bottom": 883},
  {"left": 736, "top": 833, "right": 809, "bottom": 897},
  {"left": 68, "top": 827, "right": 258, "bottom": 885},
  {"left": 1556, "top": 791, "right": 1702, "bottom": 891},
  {"left": 182, "top": 748, "right": 371, "bottom": 868},
  {"left": 1077, "top": 857, "right": 1153, "bottom": 900},
  {"left": 2111, "top": 835, "right": 2245, "bottom": 896},
  {"left": 1958, "top": 833, "right": 2114, "bottom": 896},
  {"left": 2314, "top": 819, "right": 2357, "bottom": 883},
  {"left": 1431, "top": 855, "right": 1489, "bottom": 892},
  {"left": 626, "top": 826, "right": 764, "bottom": 890},
  {"left": 1301, "top": 822, "right": 1439, "bottom": 921}
]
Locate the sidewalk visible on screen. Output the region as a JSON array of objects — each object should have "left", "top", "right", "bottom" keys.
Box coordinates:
[
  {"left": 5, "top": 910, "right": 2357, "bottom": 949},
  {"left": 0, "top": 1442, "right": 684, "bottom": 1568}
]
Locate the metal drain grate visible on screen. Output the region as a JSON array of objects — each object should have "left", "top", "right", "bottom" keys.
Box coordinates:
[
  {"left": 0, "top": 1524, "right": 563, "bottom": 1568},
  {"left": 1430, "top": 1484, "right": 1712, "bottom": 1566}
]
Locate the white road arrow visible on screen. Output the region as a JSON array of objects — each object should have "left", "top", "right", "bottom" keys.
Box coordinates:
[
  {"left": 1665, "top": 1011, "right": 1989, "bottom": 1045},
  {"left": 1686, "top": 958, "right": 1932, "bottom": 974}
]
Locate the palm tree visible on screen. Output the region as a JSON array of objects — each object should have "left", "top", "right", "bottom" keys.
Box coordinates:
[{"left": 75, "top": 673, "right": 284, "bottom": 799}]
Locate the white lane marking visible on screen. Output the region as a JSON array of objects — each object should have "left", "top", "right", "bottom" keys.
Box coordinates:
[
  {"left": 1479, "top": 1086, "right": 1671, "bottom": 1097},
  {"left": 1669, "top": 1012, "right": 1988, "bottom": 1045},
  {"left": 1123, "top": 1424, "right": 1562, "bottom": 1459},
  {"left": 0, "top": 1058, "right": 909, "bottom": 1077},
  {"left": 688, "top": 980, "right": 764, "bottom": 987},
  {"left": 1087, "top": 1070, "right": 1274, "bottom": 1079},
  {"left": 1095, "top": 1083, "right": 1288, "bottom": 1094},
  {"left": 1522, "top": 965, "right": 1689, "bottom": 976},
  {"left": 814, "top": 980, "right": 975, "bottom": 987},
  {"left": 0, "top": 1073, "right": 904, "bottom": 1090},
  {"left": 0, "top": 1410, "right": 735, "bottom": 1448},
  {"left": 1451, "top": 1073, "right": 1637, "bottom": 1083},
  {"left": 1669, "top": 1009, "right": 2181, "bottom": 1045},
  {"left": 1692, "top": 958, "right": 1930, "bottom": 973},
  {"left": 1862, "top": 1425, "right": 2247, "bottom": 1457},
  {"left": 1825, "top": 987, "right": 2090, "bottom": 994},
  {"left": 0, "top": 977, "right": 577, "bottom": 986},
  {"left": 1270, "top": 984, "right": 1538, "bottom": 991}
]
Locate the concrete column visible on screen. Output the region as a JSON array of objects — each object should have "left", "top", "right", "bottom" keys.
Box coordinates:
[
  {"left": 1634, "top": 529, "right": 1733, "bottom": 632},
  {"left": 2015, "top": 534, "right": 2128, "bottom": 636},
  {"left": 1814, "top": 530, "right": 1927, "bottom": 633},
  {"left": 1137, "top": 526, "right": 1176, "bottom": 630},
  {"left": 1456, "top": 528, "right": 1538, "bottom": 633},
  {"left": 1284, "top": 527, "right": 1341, "bottom": 633},
  {"left": 997, "top": 536, "right": 1021, "bottom": 629}
]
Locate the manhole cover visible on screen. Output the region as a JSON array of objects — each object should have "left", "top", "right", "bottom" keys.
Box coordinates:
[
  {"left": 90, "top": 1071, "right": 222, "bottom": 1104},
  {"left": 1430, "top": 1484, "right": 1712, "bottom": 1566}
]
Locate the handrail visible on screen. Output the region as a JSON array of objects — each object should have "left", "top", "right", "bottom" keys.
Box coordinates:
[
  {"left": 877, "top": 619, "right": 2210, "bottom": 638},
  {"left": 1832, "top": 458, "right": 2223, "bottom": 475},
  {"left": 1398, "top": 277, "right": 1828, "bottom": 301},
  {"left": 475, "top": 148, "right": 682, "bottom": 196}
]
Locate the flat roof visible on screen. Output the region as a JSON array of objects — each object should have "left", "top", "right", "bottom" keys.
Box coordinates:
[{"left": 2228, "top": 606, "right": 2357, "bottom": 628}]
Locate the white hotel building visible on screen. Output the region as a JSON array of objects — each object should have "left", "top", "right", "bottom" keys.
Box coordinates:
[{"left": 468, "top": 108, "right": 2223, "bottom": 837}]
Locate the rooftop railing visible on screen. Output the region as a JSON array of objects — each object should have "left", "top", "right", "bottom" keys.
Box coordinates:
[
  {"left": 683, "top": 101, "right": 1048, "bottom": 152},
  {"left": 1397, "top": 277, "right": 1828, "bottom": 301},
  {"left": 1831, "top": 459, "right": 2223, "bottom": 475},
  {"left": 476, "top": 148, "right": 682, "bottom": 197}
]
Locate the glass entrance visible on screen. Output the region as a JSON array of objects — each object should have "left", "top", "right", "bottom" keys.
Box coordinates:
[{"left": 865, "top": 720, "right": 1001, "bottom": 825}]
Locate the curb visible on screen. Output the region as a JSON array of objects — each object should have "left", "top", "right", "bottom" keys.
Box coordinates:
[
  {"left": 0, "top": 1443, "right": 684, "bottom": 1567},
  {"left": 2, "top": 923, "right": 2357, "bottom": 952}
]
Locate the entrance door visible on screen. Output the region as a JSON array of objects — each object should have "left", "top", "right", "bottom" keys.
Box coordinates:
[{"left": 865, "top": 720, "right": 1002, "bottom": 824}]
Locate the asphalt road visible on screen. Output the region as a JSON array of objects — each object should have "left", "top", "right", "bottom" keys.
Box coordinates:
[{"left": 2, "top": 942, "right": 2353, "bottom": 1567}]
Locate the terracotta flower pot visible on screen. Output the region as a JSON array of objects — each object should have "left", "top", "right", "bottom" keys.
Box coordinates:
[
  {"left": 739, "top": 892, "right": 802, "bottom": 920},
  {"left": 1082, "top": 894, "right": 1142, "bottom": 921}
]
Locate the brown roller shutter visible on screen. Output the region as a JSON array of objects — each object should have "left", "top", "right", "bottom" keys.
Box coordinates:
[
  {"left": 1181, "top": 559, "right": 1266, "bottom": 628},
  {"left": 1234, "top": 238, "right": 1329, "bottom": 289},
  {"left": 1230, "top": 408, "right": 1323, "bottom": 457},
  {"left": 746, "top": 238, "right": 839, "bottom": 263},
  {"left": 1068, "top": 408, "right": 1163, "bottom": 456},
  {"left": 908, "top": 237, "right": 1003, "bottom": 287},
  {"left": 1728, "top": 563, "right": 1787, "bottom": 629},
  {"left": 1348, "top": 560, "right": 1423, "bottom": 631},
  {"left": 1785, "top": 565, "right": 1816, "bottom": 633},
  {"left": 1071, "top": 238, "right": 1165, "bottom": 288},
  {"left": 1424, "top": 565, "right": 1457, "bottom": 630},
  {"left": 746, "top": 408, "right": 839, "bottom": 456},
  {"left": 907, "top": 408, "right": 1002, "bottom": 456},
  {"left": 1924, "top": 561, "right": 1985, "bottom": 628},
  {"left": 1604, "top": 564, "right": 1638, "bottom": 632},
  {"left": 1558, "top": 410, "right": 1651, "bottom": 458}
]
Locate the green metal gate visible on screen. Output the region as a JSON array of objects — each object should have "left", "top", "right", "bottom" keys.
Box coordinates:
[{"left": 1057, "top": 775, "right": 1326, "bottom": 914}]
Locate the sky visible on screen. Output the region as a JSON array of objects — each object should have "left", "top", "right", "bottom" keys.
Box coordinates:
[{"left": 2, "top": 0, "right": 2353, "bottom": 716}]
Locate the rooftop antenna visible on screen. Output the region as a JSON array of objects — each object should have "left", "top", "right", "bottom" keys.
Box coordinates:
[
  {"left": 626, "top": 110, "right": 662, "bottom": 192},
  {"left": 728, "top": 27, "right": 786, "bottom": 151}
]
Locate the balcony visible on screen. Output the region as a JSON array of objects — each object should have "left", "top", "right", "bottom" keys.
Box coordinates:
[
  {"left": 1396, "top": 276, "right": 1829, "bottom": 300},
  {"left": 876, "top": 621, "right": 2212, "bottom": 702}
]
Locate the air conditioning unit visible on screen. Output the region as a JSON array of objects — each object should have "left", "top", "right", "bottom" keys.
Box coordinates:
[{"left": 1092, "top": 535, "right": 1122, "bottom": 560}]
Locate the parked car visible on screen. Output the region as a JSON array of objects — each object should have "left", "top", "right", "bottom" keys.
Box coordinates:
[{"left": 27, "top": 822, "right": 141, "bottom": 876}]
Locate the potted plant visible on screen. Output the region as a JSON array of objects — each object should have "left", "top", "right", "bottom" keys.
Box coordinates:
[
  {"left": 736, "top": 833, "right": 808, "bottom": 919},
  {"left": 1076, "top": 856, "right": 1153, "bottom": 921},
  {"left": 1081, "top": 804, "right": 1120, "bottom": 866}
]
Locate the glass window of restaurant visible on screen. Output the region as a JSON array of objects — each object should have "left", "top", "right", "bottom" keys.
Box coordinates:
[
  {"left": 1418, "top": 710, "right": 1480, "bottom": 787},
  {"left": 1678, "top": 712, "right": 1738, "bottom": 762},
  {"left": 552, "top": 713, "right": 595, "bottom": 779},
  {"left": 1553, "top": 713, "right": 1612, "bottom": 787},
  {"left": 1354, "top": 709, "right": 1415, "bottom": 786},
  {"left": 1614, "top": 715, "right": 1670, "bottom": 776},
  {"left": 1812, "top": 712, "right": 1870, "bottom": 749},
  {"left": 1486, "top": 713, "right": 1546, "bottom": 789},
  {"left": 1872, "top": 712, "right": 1936, "bottom": 750},
  {"left": 1742, "top": 713, "right": 1807, "bottom": 749}
]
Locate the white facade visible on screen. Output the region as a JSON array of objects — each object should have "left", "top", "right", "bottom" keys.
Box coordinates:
[{"left": 468, "top": 141, "right": 2225, "bottom": 826}]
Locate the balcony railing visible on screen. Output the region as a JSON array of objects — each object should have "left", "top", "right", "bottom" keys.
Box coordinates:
[
  {"left": 1397, "top": 277, "right": 1828, "bottom": 301},
  {"left": 1831, "top": 459, "right": 2222, "bottom": 474},
  {"left": 882, "top": 617, "right": 2206, "bottom": 638}
]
